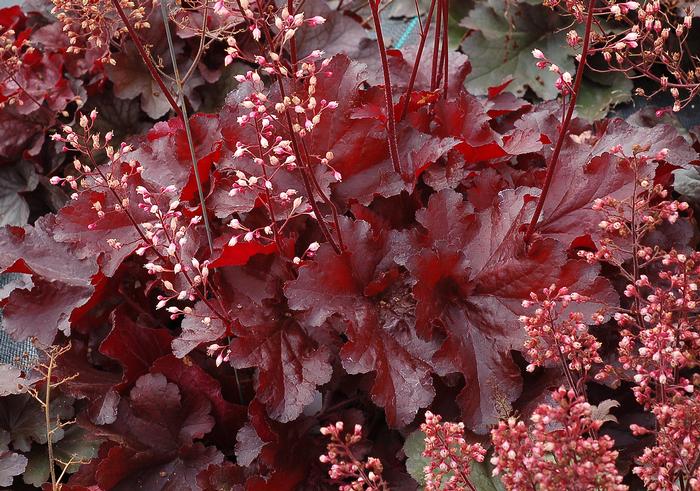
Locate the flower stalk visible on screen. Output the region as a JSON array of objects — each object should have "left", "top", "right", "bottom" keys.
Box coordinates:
[{"left": 524, "top": 0, "right": 596, "bottom": 242}]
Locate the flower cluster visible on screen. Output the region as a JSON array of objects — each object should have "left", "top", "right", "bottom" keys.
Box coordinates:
[
  {"left": 548, "top": 0, "right": 698, "bottom": 112},
  {"left": 420, "top": 411, "right": 486, "bottom": 491},
  {"left": 531, "top": 49, "right": 574, "bottom": 96},
  {"left": 49, "top": 110, "right": 231, "bottom": 337},
  {"left": 50, "top": 0, "right": 149, "bottom": 64},
  {"left": 49, "top": 110, "right": 141, "bottom": 205},
  {"left": 632, "top": 393, "right": 700, "bottom": 490},
  {"left": 520, "top": 285, "right": 602, "bottom": 378},
  {"left": 601, "top": 250, "right": 700, "bottom": 407},
  {"left": 194, "top": 0, "right": 346, "bottom": 254},
  {"left": 224, "top": 62, "right": 340, "bottom": 252},
  {"left": 0, "top": 25, "right": 35, "bottom": 109},
  {"left": 490, "top": 387, "right": 627, "bottom": 491},
  {"left": 577, "top": 146, "right": 689, "bottom": 268},
  {"left": 319, "top": 422, "right": 389, "bottom": 491}
]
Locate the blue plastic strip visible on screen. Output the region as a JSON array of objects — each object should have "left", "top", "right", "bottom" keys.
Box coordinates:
[{"left": 395, "top": 16, "right": 419, "bottom": 49}]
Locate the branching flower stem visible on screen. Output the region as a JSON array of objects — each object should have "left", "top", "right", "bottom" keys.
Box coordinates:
[
  {"left": 160, "top": 0, "right": 215, "bottom": 253},
  {"left": 236, "top": 0, "right": 345, "bottom": 253},
  {"left": 110, "top": 0, "right": 215, "bottom": 253},
  {"left": 28, "top": 344, "right": 79, "bottom": 491},
  {"left": 524, "top": 0, "right": 596, "bottom": 242}
]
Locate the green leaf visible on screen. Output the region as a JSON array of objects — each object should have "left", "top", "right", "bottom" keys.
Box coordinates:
[
  {"left": 470, "top": 457, "right": 507, "bottom": 491},
  {"left": 22, "top": 427, "right": 101, "bottom": 487},
  {"left": 403, "top": 429, "right": 506, "bottom": 491},
  {"left": 404, "top": 429, "right": 429, "bottom": 486},
  {"left": 460, "top": 3, "right": 573, "bottom": 99},
  {"left": 575, "top": 74, "right": 633, "bottom": 121}
]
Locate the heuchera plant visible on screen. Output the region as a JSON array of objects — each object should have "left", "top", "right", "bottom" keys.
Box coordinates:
[{"left": 1, "top": 0, "right": 700, "bottom": 488}]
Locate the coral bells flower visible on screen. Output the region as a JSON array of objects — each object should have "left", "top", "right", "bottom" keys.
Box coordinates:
[
  {"left": 633, "top": 394, "right": 700, "bottom": 490},
  {"left": 520, "top": 286, "right": 602, "bottom": 375},
  {"left": 612, "top": 250, "right": 700, "bottom": 407},
  {"left": 420, "top": 411, "right": 485, "bottom": 491},
  {"left": 319, "top": 422, "right": 388, "bottom": 491},
  {"left": 490, "top": 387, "right": 627, "bottom": 491}
]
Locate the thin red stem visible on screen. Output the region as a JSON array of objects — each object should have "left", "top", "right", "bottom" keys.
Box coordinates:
[
  {"left": 400, "top": 0, "right": 437, "bottom": 121},
  {"left": 368, "top": 0, "right": 402, "bottom": 176},
  {"left": 109, "top": 0, "right": 182, "bottom": 119},
  {"left": 430, "top": 0, "right": 442, "bottom": 91},
  {"left": 441, "top": 0, "right": 448, "bottom": 99},
  {"left": 524, "top": 0, "right": 596, "bottom": 242}
]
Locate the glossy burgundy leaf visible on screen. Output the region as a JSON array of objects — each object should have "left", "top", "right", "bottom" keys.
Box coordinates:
[
  {"left": 210, "top": 257, "right": 335, "bottom": 423},
  {"left": 2, "top": 277, "right": 92, "bottom": 344},
  {"left": 196, "top": 461, "right": 245, "bottom": 490},
  {"left": 171, "top": 301, "right": 227, "bottom": 359},
  {"left": 86, "top": 372, "right": 221, "bottom": 490},
  {"left": 0, "top": 216, "right": 97, "bottom": 344},
  {"left": 150, "top": 355, "right": 246, "bottom": 452},
  {"left": 235, "top": 423, "right": 266, "bottom": 467},
  {"left": 132, "top": 113, "right": 221, "bottom": 195},
  {"left": 535, "top": 119, "right": 698, "bottom": 246},
  {"left": 0, "top": 215, "right": 98, "bottom": 283},
  {"left": 105, "top": 9, "right": 207, "bottom": 119},
  {"left": 333, "top": 125, "right": 459, "bottom": 205},
  {"left": 407, "top": 188, "right": 617, "bottom": 431},
  {"left": 415, "top": 188, "right": 475, "bottom": 250},
  {"left": 98, "top": 308, "right": 173, "bottom": 391},
  {"left": 484, "top": 78, "right": 531, "bottom": 118},
  {"left": 433, "top": 93, "right": 506, "bottom": 163},
  {"left": 237, "top": 401, "right": 324, "bottom": 491},
  {"left": 53, "top": 186, "right": 150, "bottom": 277},
  {"left": 293, "top": 0, "right": 368, "bottom": 59},
  {"left": 229, "top": 319, "right": 332, "bottom": 423},
  {"left": 53, "top": 339, "right": 122, "bottom": 425},
  {"left": 209, "top": 238, "right": 278, "bottom": 269},
  {"left": 0, "top": 109, "right": 50, "bottom": 161},
  {"left": 285, "top": 218, "right": 438, "bottom": 426},
  {"left": 97, "top": 443, "right": 223, "bottom": 491},
  {"left": 180, "top": 141, "right": 222, "bottom": 204}
]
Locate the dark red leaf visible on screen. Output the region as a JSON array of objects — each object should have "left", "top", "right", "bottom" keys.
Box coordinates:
[
  {"left": 0, "top": 450, "right": 27, "bottom": 487},
  {"left": 285, "top": 218, "right": 438, "bottom": 426},
  {"left": 171, "top": 301, "right": 227, "bottom": 359},
  {"left": 86, "top": 372, "right": 221, "bottom": 490},
  {"left": 133, "top": 113, "right": 221, "bottom": 194},
  {"left": 535, "top": 119, "right": 697, "bottom": 246},
  {"left": 209, "top": 238, "right": 278, "bottom": 269},
  {"left": 196, "top": 461, "right": 245, "bottom": 490},
  {"left": 229, "top": 319, "right": 332, "bottom": 423},
  {"left": 99, "top": 308, "right": 173, "bottom": 391},
  {"left": 150, "top": 355, "right": 246, "bottom": 452}
]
